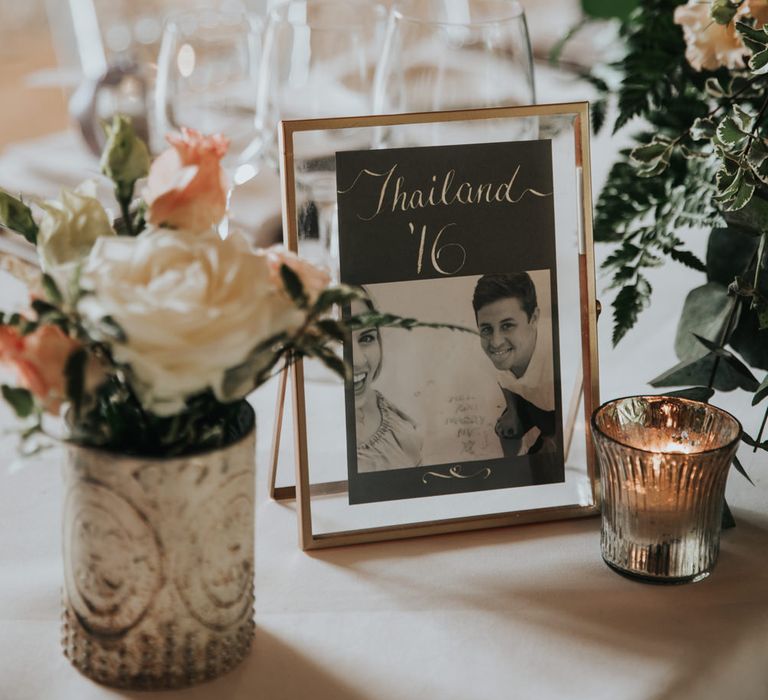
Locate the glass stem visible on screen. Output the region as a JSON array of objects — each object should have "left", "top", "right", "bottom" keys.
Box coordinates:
[
  {"left": 218, "top": 184, "right": 236, "bottom": 239},
  {"left": 315, "top": 196, "right": 339, "bottom": 282}
]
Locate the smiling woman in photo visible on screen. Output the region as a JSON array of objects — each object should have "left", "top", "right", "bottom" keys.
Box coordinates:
[
  {"left": 472, "top": 271, "right": 556, "bottom": 460},
  {"left": 351, "top": 295, "right": 423, "bottom": 473}
]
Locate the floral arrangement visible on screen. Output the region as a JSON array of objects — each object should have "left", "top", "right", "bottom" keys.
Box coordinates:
[
  {"left": 585, "top": 0, "right": 768, "bottom": 479},
  {"left": 0, "top": 117, "right": 421, "bottom": 456}
]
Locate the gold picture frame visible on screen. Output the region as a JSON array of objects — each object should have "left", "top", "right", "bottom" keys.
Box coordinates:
[{"left": 271, "top": 102, "right": 600, "bottom": 550}]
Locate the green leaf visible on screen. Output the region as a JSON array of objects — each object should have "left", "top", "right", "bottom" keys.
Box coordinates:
[
  {"left": 611, "top": 281, "right": 650, "bottom": 346},
  {"left": 731, "top": 105, "right": 755, "bottom": 133},
  {"left": 690, "top": 117, "right": 716, "bottom": 141},
  {"left": 722, "top": 194, "right": 768, "bottom": 233},
  {"left": 313, "top": 285, "right": 363, "bottom": 313},
  {"left": 279, "top": 264, "right": 308, "bottom": 308},
  {"left": 692, "top": 333, "right": 729, "bottom": 356},
  {"left": 752, "top": 374, "right": 768, "bottom": 404},
  {"left": 630, "top": 140, "right": 671, "bottom": 164},
  {"left": 306, "top": 344, "right": 349, "bottom": 380},
  {"left": 581, "top": 0, "right": 638, "bottom": 20},
  {"left": 715, "top": 116, "right": 749, "bottom": 150},
  {"left": 736, "top": 20, "right": 768, "bottom": 53},
  {"left": 1, "top": 385, "right": 35, "bottom": 418},
  {"left": 704, "top": 77, "right": 727, "bottom": 99},
  {"left": 592, "top": 97, "right": 608, "bottom": 135},
  {"left": 726, "top": 177, "right": 756, "bottom": 212},
  {"left": 98, "top": 315, "right": 127, "bottom": 342},
  {"left": 100, "top": 115, "right": 150, "bottom": 204},
  {"left": 0, "top": 190, "right": 38, "bottom": 245},
  {"left": 31, "top": 299, "right": 58, "bottom": 318},
  {"left": 741, "top": 431, "right": 768, "bottom": 449},
  {"left": 668, "top": 247, "right": 706, "bottom": 272},
  {"left": 650, "top": 351, "right": 757, "bottom": 392},
  {"left": 663, "top": 386, "right": 715, "bottom": 402},
  {"left": 41, "top": 274, "right": 63, "bottom": 305},
  {"left": 722, "top": 500, "right": 736, "bottom": 530},
  {"left": 316, "top": 319, "right": 347, "bottom": 343},
  {"left": 749, "top": 62, "right": 768, "bottom": 86},
  {"left": 65, "top": 348, "right": 88, "bottom": 418},
  {"left": 706, "top": 228, "right": 759, "bottom": 287},
  {"left": 674, "top": 283, "right": 735, "bottom": 361},
  {"left": 730, "top": 304, "right": 768, "bottom": 370}
]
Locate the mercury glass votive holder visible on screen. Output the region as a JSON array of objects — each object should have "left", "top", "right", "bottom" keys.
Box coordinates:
[{"left": 591, "top": 396, "right": 741, "bottom": 584}]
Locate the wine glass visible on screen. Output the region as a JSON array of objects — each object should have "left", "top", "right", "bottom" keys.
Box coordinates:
[
  {"left": 373, "top": 0, "right": 536, "bottom": 146},
  {"left": 255, "top": 0, "right": 387, "bottom": 273},
  {"left": 155, "top": 9, "right": 262, "bottom": 237}
]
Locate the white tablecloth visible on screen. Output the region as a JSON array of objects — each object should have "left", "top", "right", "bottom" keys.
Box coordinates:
[{"left": 1, "top": 68, "right": 767, "bottom": 700}]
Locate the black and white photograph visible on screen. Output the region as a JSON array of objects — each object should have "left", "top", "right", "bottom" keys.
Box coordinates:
[{"left": 336, "top": 138, "right": 564, "bottom": 504}]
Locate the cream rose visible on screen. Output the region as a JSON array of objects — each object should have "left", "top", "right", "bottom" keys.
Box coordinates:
[
  {"left": 37, "top": 181, "right": 115, "bottom": 273},
  {"left": 78, "top": 227, "right": 303, "bottom": 416}
]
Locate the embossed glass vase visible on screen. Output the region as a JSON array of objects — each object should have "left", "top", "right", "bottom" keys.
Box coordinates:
[
  {"left": 591, "top": 396, "right": 741, "bottom": 584},
  {"left": 60, "top": 406, "right": 256, "bottom": 689}
]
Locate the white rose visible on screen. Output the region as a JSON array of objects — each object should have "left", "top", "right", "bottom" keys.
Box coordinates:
[
  {"left": 78, "top": 227, "right": 303, "bottom": 416},
  {"left": 37, "top": 181, "right": 115, "bottom": 273}
]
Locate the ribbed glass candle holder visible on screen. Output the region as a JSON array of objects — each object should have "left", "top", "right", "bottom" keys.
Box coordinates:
[{"left": 591, "top": 396, "right": 741, "bottom": 584}]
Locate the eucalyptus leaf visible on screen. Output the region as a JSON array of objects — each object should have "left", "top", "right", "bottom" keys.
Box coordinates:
[
  {"left": 674, "top": 283, "right": 735, "bottom": 361},
  {"left": 0, "top": 190, "right": 38, "bottom": 244},
  {"left": 740, "top": 431, "right": 768, "bottom": 449},
  {"left": 722, "top": 194, "right": 768, "bottom": 233},
  {"left": 1, "top": 385, "right": 34, "bottom": 418},
  {"left": 690, "top": 335, "right": 759, "bottom": 389},
  {"left": 650, "top": 351, "right": 756, "bottom": 392},
  {"left": 730, "top": 306, "right": 768, "bottom": 369},
  {"left": 722, "top": 500, "right": 736, "bottom": 530},
  {"left": 663, "top": 386, "right": 715, "bottom": 402},
  {"left": 706, "top": 228, "right": 759, "bottom": 286}
]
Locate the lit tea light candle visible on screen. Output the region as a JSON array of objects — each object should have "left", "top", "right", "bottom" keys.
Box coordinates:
[{"left": 591, "top": 395, "right": 741, "bottom": 584}]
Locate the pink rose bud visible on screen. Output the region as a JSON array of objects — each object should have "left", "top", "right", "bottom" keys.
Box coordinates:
[{"left": 144, "top": 128, "right": 230, "bottom": 233}]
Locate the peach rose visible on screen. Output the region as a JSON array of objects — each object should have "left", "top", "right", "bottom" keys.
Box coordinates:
[
  {"left": 265, "top": 246, "right": 331, "bottom": 304},
  {"left": 0, "top": 324, "right": 83, "bottom": 414},
  {"left": 143, "top": 128, "right": 230, "bottom": 233},
  {"left": 675, "top": 0, "right": 768, "bottom": 71}
]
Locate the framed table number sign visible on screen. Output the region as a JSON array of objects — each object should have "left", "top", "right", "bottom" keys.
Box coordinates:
[{"left": 274, "top": 102, "right": 599, "bottom": 550}]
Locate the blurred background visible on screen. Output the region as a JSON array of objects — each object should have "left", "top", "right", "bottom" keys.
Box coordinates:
[{"left": 0, "top": 0, "right": 610, "bottom": 151}]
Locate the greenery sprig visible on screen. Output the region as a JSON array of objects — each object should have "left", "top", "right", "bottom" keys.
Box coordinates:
[{"left": 580, "top": 0, "right": 768, "bottom": 506}]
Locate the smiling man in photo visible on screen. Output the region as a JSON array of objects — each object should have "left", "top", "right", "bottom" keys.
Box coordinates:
[{"left": 472, "top": 271, "right": 556, "bottom": 461}]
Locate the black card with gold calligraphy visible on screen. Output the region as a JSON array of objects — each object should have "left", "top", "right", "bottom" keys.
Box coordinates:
[{"left": 336, "top": 140, "right": 564, "bottom": 505}]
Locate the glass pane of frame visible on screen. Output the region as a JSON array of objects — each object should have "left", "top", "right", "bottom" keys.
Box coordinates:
[{"left": 278, "top": 103, "right": 599, "bottom": 549}]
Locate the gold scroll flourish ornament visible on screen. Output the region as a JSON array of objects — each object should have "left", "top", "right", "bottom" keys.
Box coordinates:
[{"left": 421, "top": 465, "right": 492, "bottom": 485}]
